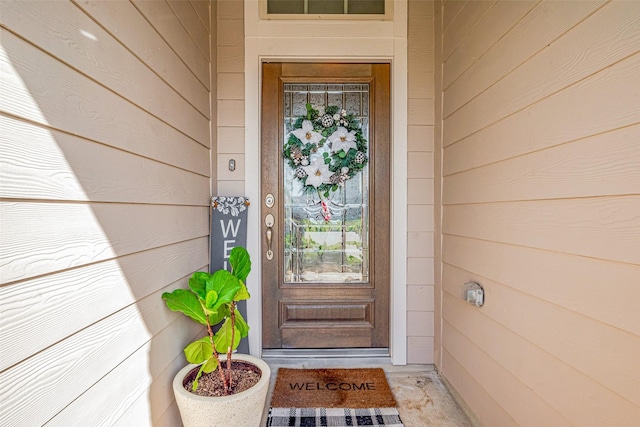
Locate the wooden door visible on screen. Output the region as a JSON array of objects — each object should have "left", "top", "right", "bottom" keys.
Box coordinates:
[{"left": 261, "top": 63, "right": 390, "bottom": 349}]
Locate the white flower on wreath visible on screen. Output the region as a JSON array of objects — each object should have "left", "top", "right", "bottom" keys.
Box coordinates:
[
  {"left": 328, "top": 127, "right": 357, "bottom": 153},
  {"left": 302, "top": 156, "right": 332, "bottom": 188},
  {"left": 292, "top": 120, "right": 322, "bottom": 145}
]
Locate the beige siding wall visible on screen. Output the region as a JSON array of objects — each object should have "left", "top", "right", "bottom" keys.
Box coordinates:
[
  {"left": 406, "top": 0, "right": 436, "bottom": 364},
  {"left": 0, "top": 1, "right": 212, "bottom": 425},
  {"left": 435, "top": 1, "right": 640, "bottom": 425},
  {"left": 216, "top": 0, "right": 245, "bottom": 196}
]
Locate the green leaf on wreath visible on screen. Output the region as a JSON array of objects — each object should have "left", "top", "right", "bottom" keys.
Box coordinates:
[{"left": 338, "top": 150, "right": 347, "bottom": 158}]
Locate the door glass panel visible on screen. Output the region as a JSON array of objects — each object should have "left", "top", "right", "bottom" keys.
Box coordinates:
[{"left": 283, "top": 83, "right": 370, "bottom": 284}]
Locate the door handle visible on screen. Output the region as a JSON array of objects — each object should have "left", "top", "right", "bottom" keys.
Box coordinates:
[{"left": 265, "top": 213, "right": 274, "bottom": 260}]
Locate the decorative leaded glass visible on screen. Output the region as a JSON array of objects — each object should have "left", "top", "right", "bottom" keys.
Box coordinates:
[{"left": 283, "top": 83, "right": 370, "bottom": 283}]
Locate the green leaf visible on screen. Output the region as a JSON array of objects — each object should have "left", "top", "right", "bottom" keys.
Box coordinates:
[
  {"left": 204, "top": 289, "right": 219, "bottom": 310},
  {"left": 208, "top": 270, "right": 242, "bottom": 311},
  {"left": 234, "top": 309, "right": 250, "bottom": 338},
  {"left": 208, "top": 305, "right": 229, "bottom": 325},
  {"left": 214, "top": 318, "right": 241, "bottom": 353},
  {"left": 162, "top": 289, "right": 206, "bottom": 325},
  {"left": 189, "top": 271, "right": 212, "bottom": 300},
  {"left": 338, "top": 150, "right": 347, "bottom": 158},
  {"left": 201, "top": 356, "right": 219, "bottom": 374},
  {"left": 234, "top": 282, "right": 250, "bottom": 302},
  {"left": 192, "top": 362, "right": 209, "bottom": 391},
  {"left": 229, "top": 247, "right": 251, "bottom": 282},
  {"left": 184, "top": 337, "right": 213, "bottom": 364}
]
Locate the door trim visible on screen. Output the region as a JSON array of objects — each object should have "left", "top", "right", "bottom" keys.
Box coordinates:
[
  {"left": 260, "top": 63, "right": 391, "bottom": 350},
  {"left": 244, "top": 57, "right": 407, "bottom": 365}
]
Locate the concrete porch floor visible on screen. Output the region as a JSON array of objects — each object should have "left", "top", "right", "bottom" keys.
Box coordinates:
[{"left": 260, "top": 359, "right": 475, "bottom": 426}]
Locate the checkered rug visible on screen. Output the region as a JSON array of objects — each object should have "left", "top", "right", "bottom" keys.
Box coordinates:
[{"left": 266, "top": 407, "right": 404, "bottom": 426}]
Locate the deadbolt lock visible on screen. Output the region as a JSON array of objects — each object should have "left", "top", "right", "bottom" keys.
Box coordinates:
[{"left": 265, "top": 193, "right": 275, "bottom": 208}]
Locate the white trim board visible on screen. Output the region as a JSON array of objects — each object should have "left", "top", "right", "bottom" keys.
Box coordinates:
[{"left": 244, "top": 0, "right": 408, "bottom": 365}]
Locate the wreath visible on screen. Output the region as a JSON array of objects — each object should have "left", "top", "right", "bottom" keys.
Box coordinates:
[{"left": 283, "top": 103, "right": 368, "bottom": 198}]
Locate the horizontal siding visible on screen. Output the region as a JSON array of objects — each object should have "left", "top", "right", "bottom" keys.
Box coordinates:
[
  {"left": 436, "top": 0, "right": 640, "bottom": 425},
  {"left": 191, "top": 0, "right": 211, "bottom": 32},
  {"left": 443, "top": 196, "right": 640, "bottom": 264},
  {"left": 445, "top": 40, "right": 639, "bottom": 151},
  {"left": 442, "top": 0, "right": 495, "bottom": 60},
  {"left": 132, "top": 0, "right": 210, "bottom": 89},
  {"left": 443, "top": 124, "right": 640, "bottom": 203},
  {"left": 0, "top": 238, "right": 209, "bottom": 371},
  {"left": 0, "top": 0, "right": 210, "bottom": 146},
  {"left": 442, "top": 289, "right": 640, "bottom": 426},
  {"left": 45, "top": 321, "right": 202, "bottom": 426},
  {"left": 216, "top": 0, "right": 244, "bottom": 195},
  {"left": 443, "top": 1, "right": 606, "bottom": 115},
  {"left": 442, "top": 320, "right": 569, "bottom": 427},
  {"left": 0, "top": 0, "right": 211, "bottom": 425},
  {"left": 167, "top": 0, "right": 210, "bottom": 61},
  {"left": 443, "top": 0, "right": 537, "bottom": 89},
  {"left": 0, "top": 115, "right": 210, "bottom": 204},
  {"left": 441, "top": 349, "right": 517, "bottom": 427},
  {"left": 444, "top": 0, "right": 640, "bottom": 145},
  {"left": 407, "top": 0, "right": 435, "bottom": 364},
  {"left": 1, "top": 202, "right": 209, "bottom": 283},
  {"left": 446, "top": 262, "right": 640, "bottom": 409},
  {"left": 0, "top": 29, "right": 210, "bottom": 175},
  {"left": 0, "top": 278, "right": 199, "bottom": 426},
  {"left": 443, "top": 235, "right": 640, "bottom": 338},
  {"left": 74, "top": 0, "right": 210, "bottom": 116}
]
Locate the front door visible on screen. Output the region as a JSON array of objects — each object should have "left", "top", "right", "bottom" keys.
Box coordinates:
[{"left": 261, "top": 63, "right": 390, "bottom": 349}]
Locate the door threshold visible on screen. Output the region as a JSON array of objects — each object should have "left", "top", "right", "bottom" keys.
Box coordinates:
[{"left": 262, "top": 348, "right": 391, "bottom": 366}]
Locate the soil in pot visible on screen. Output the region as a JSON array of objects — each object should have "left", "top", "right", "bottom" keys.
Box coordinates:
[{"left": 183, "top": 361, "right": 261, "bottom": 397}]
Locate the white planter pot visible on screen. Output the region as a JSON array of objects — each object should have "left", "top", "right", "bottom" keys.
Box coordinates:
[{"left": 173, "top": 354, "right": 271, "bottom": 427}]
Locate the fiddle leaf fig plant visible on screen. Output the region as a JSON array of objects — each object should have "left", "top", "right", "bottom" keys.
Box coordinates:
[{"left": 162, "top": 246, "right": 251, "bottom": 393}]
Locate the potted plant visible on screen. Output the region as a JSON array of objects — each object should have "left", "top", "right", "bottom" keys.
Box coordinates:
[{"left": 162, "top": 247, "right": 270, "bottom": 426}]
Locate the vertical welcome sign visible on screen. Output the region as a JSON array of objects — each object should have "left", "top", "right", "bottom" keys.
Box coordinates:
[{"left": 210, "top": 196, "right": 250, "bottom": 352}]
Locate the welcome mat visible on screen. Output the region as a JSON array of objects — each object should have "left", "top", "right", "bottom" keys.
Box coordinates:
[{"left": 267, "top": 368, "right": 403, "bottom": 426}]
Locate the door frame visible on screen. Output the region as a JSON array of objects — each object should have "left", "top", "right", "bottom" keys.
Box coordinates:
[
  {"left": 243, "top": 34, "right": 408, "bottom": 365},
  {"left": 260, "top": 63, "right": 391, "bottom": 350}
]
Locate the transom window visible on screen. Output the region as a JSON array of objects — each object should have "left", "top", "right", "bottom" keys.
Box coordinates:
[{"left": 264, "top": 0, "right": 390, "bottom": 17}]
